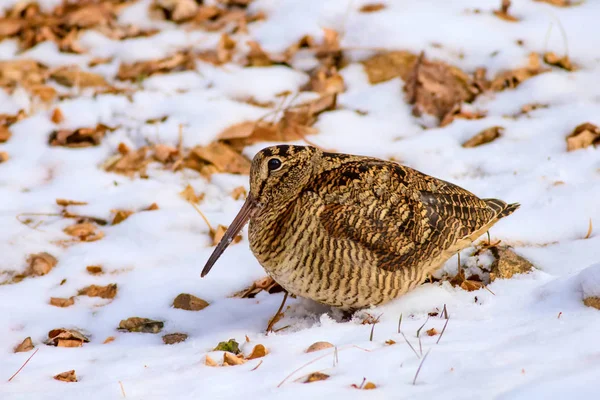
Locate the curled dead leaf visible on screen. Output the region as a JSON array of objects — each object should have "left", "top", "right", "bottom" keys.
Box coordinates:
[
  {"left": 490, "top": 53, "right": 548, "bottom": 91},
  {"left": 247, "top": 344, "right": 268, "bottom": 360},
  {"left": 78, "top": 284, "right": 117, "bottom": 299},
  {"left": 306, "top": 341, "right": 334, "bottom": 353},
  {"left": 153, "top": 144, "right": 178, "bottom": 163},
  {"left": 179, "top": 184, "right": 203, "bottom": 204},
  {"left": 46, "top": 328, "right": 90, "bottom": 347},
  {"left": 49, "top": 124, "right": 113, "bottom": 148},
  {"left": 543, "top": 52, "right": 575, "bottom": 71},
  {"left": 567, "top": 123, "right": 600, "bottom": 151},
  {"left": 118, "top": 317, "right": 164, "bottom": 333},
  {"left": 426, "top": 328, "right": 438, "bottom": 336},
  {"left": 86, "top": 265, "right": 103, "bottom": 275},
  {"left": 163, "top": 333, "right": 188, "bottom": 345},
  {"left": 104, "top": 147, "right": 150, "bottom": 177},
  {"left": 111, "top": 210, "right": 134, "bottom": 225},
  {"left": 361, "top": 51, "right": 418, "bottom": 84},
  {"left": 103, "top": 336, "right": 115, "bottom": 344},
  {"left": 232, "top": 276, "right": 284, "bottom": 298},
  {"left": 304, "top": 372, "right": 329, "bottom": 383},
  {"left": 63, "top": 222, "right": 104, "bottom": 242},
  {"left": 583, "top": 296, "right": 600, "bottom": 310},
  {"left": 191, "top": 142, "right": 251, "bottom": 175},
  {"left": 205, "top": 355, "right": 218, "bottom": 366},
  {"left": 0, "top": 126, "right": 10, "bottom": 143},
  {"left": 50, "top": 66, "right": 109, "bottom": 88},
  {"left": 462, "top": 126, "right": 503, "bottom": 148},
  {"left": 27, "top": 252, "right": 58, "bottom": 276},
  {"left": 173, "top": 293, "right": 209, "bottom": 311},
  {"left": 54, "top": 370, "right": 77, "bottom": 383},
  {"left": 50, "top": 297, "right": 75, "bottom": 307},
  {"left": 359, "top": 3, "right": 386, "bottom": 12},
  {"left": 117, "top": 52, "right": 195, "bottom": 81},
  {"left": 385, "top": 339, "right": 396, "bottom": 345},
  {"left": 14, "top": 337, "right": 34, "bottom": 353},
  {"left": 223, "top": 352, "right": 246, "bottom": 366}
]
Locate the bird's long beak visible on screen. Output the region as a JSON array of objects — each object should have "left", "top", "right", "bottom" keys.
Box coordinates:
[{"left": 201, "top": 194, "right": 258, "bottom": 277}]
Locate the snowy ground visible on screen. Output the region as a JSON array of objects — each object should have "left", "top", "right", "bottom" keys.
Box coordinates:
[{"left": 2, "top": 0, "right": 600, "bottom": 399}]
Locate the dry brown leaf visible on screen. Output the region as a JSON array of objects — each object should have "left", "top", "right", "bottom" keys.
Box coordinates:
[
  {"left": 104, "top": 147, "right": 149, "bottom": 176},
  {"left": 543, "top": 52, "right": 575, "bottom": 71},
  {"left": 50, "top": 66, "right": 109, "bottom": 88},
  {"left": 231, "top": 186, "right": 247, "bottom": 200},
  {"left": 489, "top": 246, "right": 534, "bottom": 281},
  {"left": 49, "top": 124, "right": 113, "bottom": 148},
  {"left": 359, "top": 3, "right": 386, "bottom": 12},
  {"left": 56, "top": 199, "right": 88, "bottom": 207},
  {"left": 450, "top": 268, "right": 484, "bottom": 292},
  {"left": 54, "top": 370, "right": 77, "bottom": 383},
  {"left": 426, "top": 328, "right": 438, "bottom": 336},
  {"left": 27, "top": 252, "right": 58, "bottom": 276},
  {"left": 50, "top": 297, "right": 75, "bottom": 307},
  {"left": 173, "top": 293, "right": 210, "bottom": 311},
  {"left": 493, "top": 0, "right": 519, "bottom": 22},
  {"left": 462, "top": 126, "right": 503, "bottom": 148},
  {"left": 0, "top": 126, "right": 11, "bottom": 143},
  {"left": 306, "top": 341, "right": 334, "bottom": 353},
  {"left": 119, "top": 317, "right": 164, "bottom": 333},
  {"left": 205, "top": 355, "right": 219, "bottom": 366},
  {"left": 86, "top": 265, "right": 103, "bottom": 275},
  {"left": 223, "top": 352, "right": 246, "bottom": 366},
  {"left": 14, "top": 337, "right": 34, "bottom": 353},
  {"left": 46, "top": 328, "right": 90, "bottom": 347},
  {"left": 0, "top": 151, "right": 8, "bottom": 163},
  {"left": 153, "top": 144, "right": 178, "bottom": 163},
  {"left": 218, "top": 121, "right": 256, "bottom": 140},
  {"left": 63, "top": 222, "right": 104, "bottom": 242},
  {"left": 30, "top": 85, "right": 57, "bottom": 103},
  {"left": 191, "top": 142, "right": 251, "bottom": 175},
  {"left": 0, "top": 59, "right": 47, "bottom": 88},
  {"left": 146, "top": 203, "right": 160, "bottom": 211},
  {"left": 0, "top": 18, "right": 23, "bottom": 37},
  {"left": 491, "top": 53, "right": 548, "bottom": 91},
  {"left": 117, "top": 52, "right": 195, "bottom": 81},
  {"left": 404, "top": 53, "right": 478, "bottom": 122},
  {"left": 153, "top": 0, "right": 199, "bottom": 22},
  {"left": 246, "top": 40, "right": 279, "bottom": 67},
  {"left": 179, "top": 184, "right": 203, "bottom": 203},
  {"left": 363, "top": 382, "right": 377, "bottom": 390},
  {"left": 309, "top": 66, "right": 345, "bottom": 95},
  {"left": 361, "top": 51, "right": 418, "bottom": 84},
  {"left": 304, "top": 372, "right": 330, "bottom": 383},
  {"left": 583, "top": 296, "right": 600, "bottom": 310},
  {"left": 232, "top": 276, "right": 284, "bottom": 298},
  {"left": 247, "top": 344, "right": 268, "bottom": 359},
  {"left": 103, "top": 336, "right": 115, "bottom": 344},
  {"left": 385, "top": 339, "right": 396, "bottom": 345},
  {"left": 163, "top": 332, "right": 188, "bottom": 345},
  {"left": 78, "top": 284, "right": 118, "bottom": 299},
  {"left": 112, "top": 210, "right": 134, "bottom": 225},
  {"left": 566, "top": 123, "right": 600, "bottom": 151}
]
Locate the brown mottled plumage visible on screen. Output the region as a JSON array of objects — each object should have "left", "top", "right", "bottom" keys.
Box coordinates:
[{"left": 202, "top": 145, "right": 519, "bottom": 310}]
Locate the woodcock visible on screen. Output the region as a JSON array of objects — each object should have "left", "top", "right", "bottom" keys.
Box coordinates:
[{"left": 201, "top": 145, "right": 519, "bottom": 310}]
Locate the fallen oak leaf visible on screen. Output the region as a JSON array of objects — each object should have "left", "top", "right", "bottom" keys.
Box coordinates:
[
  {"left": 50, "top": 66, "right": 109, "bottom": 88},
  {"left": 223, "top": 352, "right": 246, "bottom": 366},
  {"left": 247, "top": 344, "right": 268, "bottom": 360},
  {"left": 54, "top": 370, "right": 77, "bottom": 382},
  {"left": 111, "top": 210, "right": 134, "bottom": 225},
  {"left": 46, "top": 328, "right": 90, "bottom": 347},
  {"left": 462, "top": 126, "right": 503, "bottom": 148},
  {"left": 426, "top": 328, "right": 438, "bottom": 336},
  {"left": 306, "top": 341, "right": 334, "bottom": 353},
  {"left": 489, "top": 246, "right": 534, "bottom": 281},
  {"left": 14, "top": 337, "right": 34, "bottom": 353},
  {"left": 63, "top": 222, "right": 104, "bottom": 242},
  {"left": 78, "top": 283, "right": 117, "bottom": 299},
  {"left": 490, "top": 53, "right": 549, "bottom": 91},
  {"left": 361, "top": 51, "right": 418, "bottom": 84},
  {"left": 566, "top": 123, "right": 600, "bottom": 151},
  {"left": 163, "top": 333, "right": 188, "bottom": 345},
  {"left": 190, "top": 142, "right": 251, "bottom": 175},
  {"left": 304, "top": 372, "right": 329, "bottom": 383},
  {"left": 173, "top": 293, "right": 210, "bottom": 311},
  {"left": 86, "top": 265, "right": 103, "bottom": 275},
  {"left": 543, "top": 52, "right": 576, "bottom": 71},
  {"left": 118, "top": 317, "right": 164, "bottom": 333},
  {"left": 27, "top": 252, "right": 58, "bottom": 276},
  {"left": 50, "top": 297, "right": 75, "bottom": 307},
  {"left": 179, "top": 184, "right": 203, "bottom": 204}
]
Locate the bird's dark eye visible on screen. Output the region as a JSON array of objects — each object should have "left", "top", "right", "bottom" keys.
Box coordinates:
[{"left": 267, "top": 158, "right": 282, "bottom": 171}]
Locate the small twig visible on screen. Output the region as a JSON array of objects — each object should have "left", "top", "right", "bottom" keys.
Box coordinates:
[
  {"left": 189, "top": 202, "right": 215, "bottom": 235},
  {"left": 416, "top": 316, "right": 430, "bottom": 338},
  {"left": 398, "top": 313, "right": 403, "bottom": 334},
  {"left": 7, "top": 348, "right": 39, "bottom": 382},
  {"left": 333, "top": 346, "right": 339, "bottom": 367},
  {"left": 250, "top": 360, "right": 264, "bottom": 371},
  {"left": 412, "top": 348, "right": 432, "bottom": 385},
  {"left": 357, "top": 377, "right": 366, "bottom": 390},
  {"left": 273, "top": 325, "right": 290, "bottom": 333},
  {"left": 483, "top": 285, "right": 496, "bottom": 296},
  {"left": 585, "top": 218, "right": 593, "bottom": 239},
  {"left": 436, "top": 318, "right": 449, "bottom": 345},
  {"left": 400, "top": 332, "right": 420, "bottom": 359},
  {"left": 368, "top": 313, "right": 382, "bottom": 342},
  {"left": 119, "top": 381, "right": 127, "bottom": 398},
  {"left": 441, "top": 304, "right": 448, "bottom": 320}
]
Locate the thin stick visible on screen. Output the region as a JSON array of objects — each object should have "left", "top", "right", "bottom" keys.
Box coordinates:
[
  {"left": 416, "top": 316, "right": 430, "bottom": 338},
  {"left": 397, "top": 313, "right": 403, "bottom": 334},
  {"left": 368, "top": 314, "right": 382, "bottom": 342},
  {"left": 251, "top": 360, "right": 264, "bottom": 371},
  {"left": 483, "top": 285, "right": 496, "bottom": 296},
  {"left": 585, "top": 218, "right": 593, "bottom": 239},
  {"left": 189, "top": 202, "right": 214, "bottom": 235},
  {"left": 7, "top": 348, "right": 39, "bottom": 382},
  {"left": 119, "top": 381, "right": 127, "bottom": 398},
  {"left": 412, "top": 348, "right": 432, "bottom": 385},
  {"left": 357, "top": 377, "right": 366, "bottom": 389},
  {"left": 436, "top": 318, "right": 449, "bottom": 345},
  {"left": 266, "top": 292, "right": 289, "bottom": 333},
  {"left": 333, "top": 346, "right": 339, "bottom": 367},
  {"left": 441, "top": 304, "right": 448, "bottom": 320},
  {"left": 400, "top": 332, "right": 420, "bottom": 359}
]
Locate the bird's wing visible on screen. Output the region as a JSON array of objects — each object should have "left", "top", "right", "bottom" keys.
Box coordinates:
[{"left": 302, "top": 160, "right": 497, "bottom": 272}]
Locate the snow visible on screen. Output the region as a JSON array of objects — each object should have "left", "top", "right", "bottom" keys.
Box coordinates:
[{"left": 2, "top": 0, "right": 600, "bottom": 399}]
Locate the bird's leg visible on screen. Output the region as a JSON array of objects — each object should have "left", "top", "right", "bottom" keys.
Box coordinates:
[{"left": 266, "top": 291, "right": 289, "bottom": 333}]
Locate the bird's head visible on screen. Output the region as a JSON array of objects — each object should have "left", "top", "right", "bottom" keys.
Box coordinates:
[{"left": 201, "top": 145, "right": 321, "bottom": 277}]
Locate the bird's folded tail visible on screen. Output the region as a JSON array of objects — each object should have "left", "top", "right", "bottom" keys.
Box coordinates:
[{"left": 483, "top": 198, "right": 520, "bottom": 219}]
